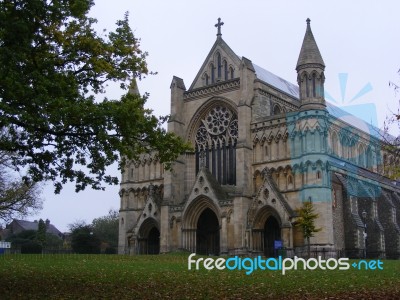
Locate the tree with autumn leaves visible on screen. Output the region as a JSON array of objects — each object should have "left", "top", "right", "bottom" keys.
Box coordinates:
[{"left": 295, "top": 201, "right": 322, "bottom": 258}]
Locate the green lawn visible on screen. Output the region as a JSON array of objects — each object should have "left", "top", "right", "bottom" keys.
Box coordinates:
[{"left": 0, "top": 253, "right": 399, "bottom": 299}]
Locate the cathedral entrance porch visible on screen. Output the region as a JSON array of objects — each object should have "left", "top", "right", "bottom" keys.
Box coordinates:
[
  {"left": 182, "top": 197, "right": 221, "bottom": 254},
  {"left": 251, "top": 206, "right": 283, "bottom": 257},
  {"left": 264, "top": 216, "right": 281, "bottom": 257},
  {"left": 137, "top": 218, "right": 160, "bottom": 254},
  {"left": 196, "top": 208, "right": 220, "bottom": 255}
]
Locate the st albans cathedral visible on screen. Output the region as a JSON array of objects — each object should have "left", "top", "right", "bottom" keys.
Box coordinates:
[{"left": 118, "top": 19, "right": 400, "bottom": 258}]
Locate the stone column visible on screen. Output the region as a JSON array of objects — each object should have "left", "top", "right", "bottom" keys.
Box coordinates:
[
  {"left": 220, "top": 216, "right": 228, "bottom": 254},
  {"left": 281, "top": 224, "right": 292, "bottom": 248},
  {"left": 159, "top": 204, "right": 170, "bottom": 253}
]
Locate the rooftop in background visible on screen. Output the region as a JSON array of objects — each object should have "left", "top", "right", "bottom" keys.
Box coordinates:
[
  {"left": 253, "top": 63, "right": 300, "bottom": 99},
  {"left": 3, "top": 219, "right": 63, "bottom": 238}
]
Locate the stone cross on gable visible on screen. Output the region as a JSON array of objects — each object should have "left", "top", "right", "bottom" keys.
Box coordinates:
[{"left": 215, "top": 18, "right": 224, "bottom": 37}]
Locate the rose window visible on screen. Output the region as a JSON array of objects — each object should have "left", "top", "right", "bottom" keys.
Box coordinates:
[
  {"left": 195, "top": 105, "right": 237, "bottom": 185},
  {"left": 204, "top": 106, "right": 233, "bottom": 135}
]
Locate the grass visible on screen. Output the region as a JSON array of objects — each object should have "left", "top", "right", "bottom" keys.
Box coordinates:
[{"left": 0, "top": 253, "right": 399, "bottom": 299}]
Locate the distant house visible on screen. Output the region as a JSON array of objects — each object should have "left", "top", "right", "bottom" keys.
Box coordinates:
[
  {"left": 0, "top": 226, "right": 8, "bottom": 241},
  {"left": 1, "top": 219, "right": 63, "bottom": 240}
]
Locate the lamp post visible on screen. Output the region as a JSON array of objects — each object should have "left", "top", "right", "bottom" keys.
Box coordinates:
[{"left": 362, "top": 210, "right": 367, "bottom": 258}]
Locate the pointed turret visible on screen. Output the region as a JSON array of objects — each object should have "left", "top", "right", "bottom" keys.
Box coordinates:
[
  {"left": 296, "top": 18, "right": 326, "bottom": 110},
  {"left": 296, "top": 18, "right": 325, "bottom": 70},
  {"left": 128, "top": 78, "right": 140, "bottom": 95}
]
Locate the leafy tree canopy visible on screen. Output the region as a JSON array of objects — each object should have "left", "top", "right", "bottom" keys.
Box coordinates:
[
  {"left": 295, "top": 201, "right": 321, "bottom": 239},
  {"left": 0, "top": 0, "right": 190, "bottom": 193},
  {"left": 6, "top": 228, "right": 62, "bottom": 249},
  {"left": 92, "top": 209, "right": 118, "bottom": 248},
  {"left": 295, "top": 201, "right": 322, "bottom": 257},
  {"left": 70, "top": 223, "right": 101, "bottom": 254},
  {"left": 37, "top": 218, "right": 47, "bottom": 246}
]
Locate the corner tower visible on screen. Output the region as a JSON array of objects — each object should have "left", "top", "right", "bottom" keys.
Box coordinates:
[{"left": 296, "top": 18, "right": 326, "bottom": 110}]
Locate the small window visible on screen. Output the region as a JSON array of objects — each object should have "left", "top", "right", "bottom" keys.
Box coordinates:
[
  {"left": 264, "top": 146, "right": 268, "bottom": 157},
  {"left": 312, "top": 73, "right": 316, "bottom": 97},
  {"left": 211, "top": 63, "right": 215, "bottom": 84},
  {"left": 287, "top": 175, "right": 293, "bottom": 185},
  {"left": 230, "top": 67, "right": 234, "bottom": 79},
  {"left": 224, "top": 61, "right": 228, "bottom": 80},
  {"left": 332, "top": 132, "right": 339, "bottom": 155},
  {"left": 317, "top": 170, "right": 322, "bottom": 180},
  {"left": 204, "top": 73, "right": 209, "bottom": 85},
  {"left": 217, "top": 53, "right": 222, "bottom": 78},
  {"left": 373, "top": 202, "right": 378, "bottom": 218},
  {"left": 273, "top": 104, "right": 281, "bottom": 115}
]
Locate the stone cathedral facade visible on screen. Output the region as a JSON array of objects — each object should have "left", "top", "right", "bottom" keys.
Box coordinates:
[{"left": 118, "top": 19, "right": 400, "bottom": 258}]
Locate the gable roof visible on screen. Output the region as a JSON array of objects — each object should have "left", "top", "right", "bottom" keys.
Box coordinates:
[
  {"left": 13, "top": 219, "right": 62, "bottom": 237},
  {"left": 188, "top": 37, "right": 241, "bottom": 90},
  {"left": 201, "top": 168, "right": 230, "bottom": 200}
]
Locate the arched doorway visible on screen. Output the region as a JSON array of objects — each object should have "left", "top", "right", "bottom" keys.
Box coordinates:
[
  {"left": 196, "top": 208, "right": 220, "bottom": 255},
  {"left": 138, "top": 218, "right": 160, "bottom": 254},
  {"left": 264, "top": 216, "right": 281, "bottom": 257},
  {"left": 147, "top": 227, "right": 160, "bottom": 254}
]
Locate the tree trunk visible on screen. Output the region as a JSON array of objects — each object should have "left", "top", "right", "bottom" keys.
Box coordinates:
[{"left": 307, "top": 237, "right": 310, "bottom": 258}]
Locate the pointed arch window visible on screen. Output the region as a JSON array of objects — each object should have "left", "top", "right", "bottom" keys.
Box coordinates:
[
  {"left": 342, "top": 138, "right": 348, "bottom": 159},
  {"left": 217, "top": 53, "right": 222, "bottom": 79},
  {"left": 224, "top": 60, "right": 228, "bottom": 80},
  {"left": 210, "top": 63, "right": 215, "bottom": 84},
  {"left": 332, "top": 132, "right": 338, "bottom": 155},
  {"left": 306, "top": 74, "right": 310, "bottom": 97},
  {"left": 287, "top": 174, "right": 293, "bottom": 187},
  {"left": 312, "top": 73, "right": 316, "bottom": 97},
  {"left": 366, "top": 148, "right": 373, "bottom": 170},
  {"left": 273, "top": 104, "right": 281, "bottom": 115},
  {"left": 195, "top": 105, "right": 237, "bottom": 185},
  {"left": 358, "top": 145, "right": 365, "bottom": 167},
  {"left": 204, "top": 73, "right": 209, "bottom": 86},
  {"left": 230, "top": 67, "right": 234, "bottom": 79}
]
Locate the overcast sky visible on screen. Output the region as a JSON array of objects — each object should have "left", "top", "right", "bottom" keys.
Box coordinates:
[{"left": 28, "top": 0, "right": 400, "bottom": 232}]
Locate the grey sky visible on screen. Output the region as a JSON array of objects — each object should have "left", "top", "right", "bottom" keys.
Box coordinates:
[{"left": 30, "top": 0, "right": 400, "bottom": 232}]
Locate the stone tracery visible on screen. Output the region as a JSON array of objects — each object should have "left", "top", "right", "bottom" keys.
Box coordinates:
[{"left": 195, "top": 105, "right": 237, "bottom": 185}]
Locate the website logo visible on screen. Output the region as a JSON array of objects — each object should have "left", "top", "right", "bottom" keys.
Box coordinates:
[{"left": 188, "top": 253, "right": 383, "bottom": 275}]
